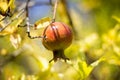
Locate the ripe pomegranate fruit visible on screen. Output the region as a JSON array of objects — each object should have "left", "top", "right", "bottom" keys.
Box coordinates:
[{"left": 42, "top": 22, "right": 73, "bottom": 62}]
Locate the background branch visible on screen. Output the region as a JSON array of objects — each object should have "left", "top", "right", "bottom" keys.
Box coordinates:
[{"left": 57, "top": 0, "right": 78, "bottom": 39}]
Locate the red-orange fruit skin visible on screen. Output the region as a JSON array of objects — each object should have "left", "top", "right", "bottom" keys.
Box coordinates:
[{"left": 42, "top": 22, "right": 73, "bottom": 51}]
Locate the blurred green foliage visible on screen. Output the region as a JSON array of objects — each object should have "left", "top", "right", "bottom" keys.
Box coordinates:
[{"left": 0, "top": 0, "right": 120, "bottom": 80}]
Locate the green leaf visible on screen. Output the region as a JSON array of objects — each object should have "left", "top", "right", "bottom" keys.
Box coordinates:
[
  {"left": 112, "top": 16, "right": 120, "bottom": 23},
  {"left": 78, "top": 61, "right": 93, "bottom": 79}
]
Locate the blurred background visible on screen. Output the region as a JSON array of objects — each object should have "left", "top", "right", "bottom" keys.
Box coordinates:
[{"left": 0, "top": 0, "right": 120, "bottom": 80}]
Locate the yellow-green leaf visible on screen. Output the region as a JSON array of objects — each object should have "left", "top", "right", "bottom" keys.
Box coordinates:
[
  {"left": 0, "top": 10, "right": 25, "bottom": 35},
  {"left": 34, "top": 17, "right": 51, "bottom": 29},
  {"left": 10, "top": 33, "right": 21, "bottom": 49},
  {"left": 8, "top": 0, "right": 15, "bottom": 11},
  {"left": 0, "top": 2, "right": 8, "bottom": 14}
]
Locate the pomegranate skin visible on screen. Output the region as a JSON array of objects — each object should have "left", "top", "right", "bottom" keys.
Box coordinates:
[{"left": 42, "top": 22, "right": 73, "bottom": 51}]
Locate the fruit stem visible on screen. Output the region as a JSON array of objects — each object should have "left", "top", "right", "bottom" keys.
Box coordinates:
[
  {"left": 52, "top": 0, "right": 59, "bottom": 22},
  {"left": 49, "top": 49, "right": 69, "bottom": 63}
]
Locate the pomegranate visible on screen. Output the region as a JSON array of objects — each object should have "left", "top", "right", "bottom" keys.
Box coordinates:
[{"left": 42, "top": 22, "right": 73, "bottom": 62}]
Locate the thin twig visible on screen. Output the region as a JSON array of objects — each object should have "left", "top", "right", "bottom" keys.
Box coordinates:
[
  {"left": 52, "top": 0, "right": 59, "bottom": 22},
  {"left": 25, "top": 0, "right": 31, "bottom": 36},
  {"left": 49, "top": 0, "right": 52, "bottom": 5},
  {"left": 25, "top": 0, "right": 43, "bottom": 39}
]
